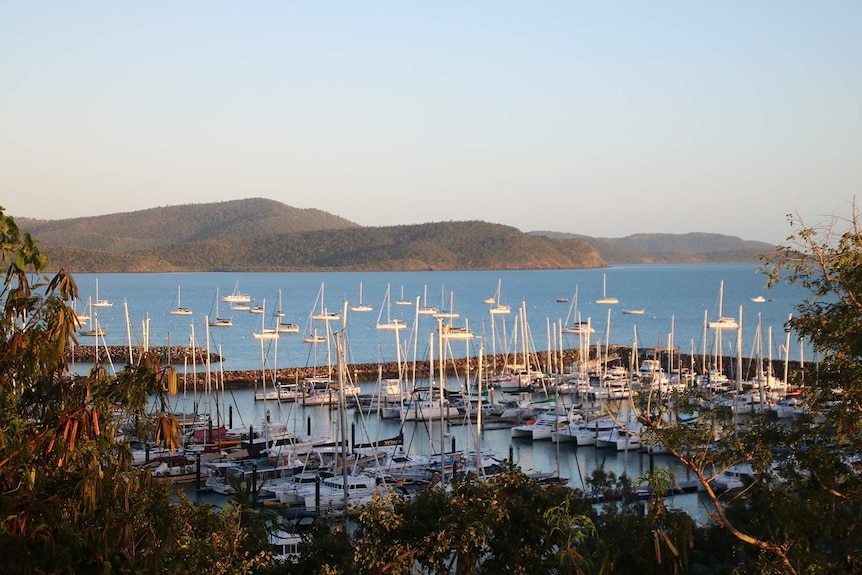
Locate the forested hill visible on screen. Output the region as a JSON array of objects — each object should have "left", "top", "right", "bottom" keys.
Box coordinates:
[
  {"left": 19, "top": 198, "right": 357, "bottom": 252},
  {"left": 529, "top": 231, "right": 775, "bottom": 264},
  {"left": 15, "top": 198, "right": 773, "bottom": 272}
]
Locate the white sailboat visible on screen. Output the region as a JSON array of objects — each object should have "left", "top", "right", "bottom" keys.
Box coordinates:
[
  {"left": 209, "top": 287, "right": 233, "bottom": 327},
  {"left": 708, "top": 280, "right": 739, "bottom": 330},
  {"left": 377, "top": 283, "right": 406, "bottom": 330},
  {"left": 79, "top": 297, "right": 105, "bottom": 336},
  {"left": 275, "top": 289, "right": 299, "bottom": 333},
  {"left": 417, "top": 284, "right": 438, "bottom": 315},
  {"left": 222, "top": 280, "right": 251, "bottom": 303},
  {"left": 170, "top": 285, "right": 193, "bottom": 315},
  {"left": 395, "top": 284, "right": 412, "bottom": 306},
  {"left": 488, "top": 278, "right": 511, "bottom": 315},
  {"left": 561, "top": 286, "right": 595, "bottom": 335},
  {"left": 350, "top": 282, "right": 373, "bottom": 312},
  {"left": 91, "top": 278, "right": 113, "bottom": 308},
  {"left": 310, "top": 283, "right": 341, "bottom": 322},
  {"left": 433, "top": 288, "right": 459, "bottom": 319},
  {"left": 253, "top": 299, "right": 279, "bottom": 340},
  {"left": 303, "top": 283, "right": 337, "bottom": 344},
  {"left": 595, "top": 273, "right": 618, "bottom": 305}
]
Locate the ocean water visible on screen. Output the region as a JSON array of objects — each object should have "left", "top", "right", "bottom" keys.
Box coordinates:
[
  {"left": 71, "top": 263, "right": 807, "bottom": 522},
  {"left": 71, "top": 263, "right": 809, "bottom": 373}
]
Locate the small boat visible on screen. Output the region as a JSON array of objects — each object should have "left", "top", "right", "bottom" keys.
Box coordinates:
[
  {"left": 350, "top": 282, "right": 374, "bottom": 312},
  {"left": 303, "top": 330, "right": 326, "bottom": 344},
  {"left": 209, "top": 287, "right": 233, "bottom": 327},
  {"left": 91, "top": 278, "right": 113, "bottom": 308},
  {"left": 395, "top": 285, "right": 412, "bottom": 306},
  {"left": 253, "top": 301, "right": 279, "bottom": 340},
  {"left": 80, "top": 326, "right": 106, "bottom": 337},
  {"left": 170, "top": 285, "right": 193, "bottom": 315},
  {"left": 487, "top": 279, "right": 511, "bottom": 315},
  {"left": 595, "top": 273, "right": 618, "bottom": 305},
  {"left": 621, "top": 308, "right": 645, "bottom": 315},
  {"left": 556, "top": 297, "right": 569, "bottom": 303},
  {"left": 277, "top": 322, "right": 300, "bottom": 334},
  {"left": 222, "top": 280, "right": 251, "bottom": 303},
  {"left": 377, "top": 284, "right": 407, "bottom": 330},
  {"left": 751, "top": 295, "right": 767, "bottom": 303},
  {"left": 440, "top": 324, "right": 474, "bottom": 340}
]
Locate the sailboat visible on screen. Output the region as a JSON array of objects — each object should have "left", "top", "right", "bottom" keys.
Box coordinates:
[
  {"left": 222, "top": 280, "right": 251, "bottom": 303},
  {"left": 170, "top": 285, "right": 193, "bottom": 315},
  {"left": 73, "top": 299, "right": 90, "bottom": 325},
  {"left": 209, "top": 287, "right": 233, "bottom": 327},
  {"left": 273, "top": 289, "right": 286, "bottom": 318},
  {"left": 433, "top": 287, "right": 459, "bottom": 319},
  {"left": 275, "top": 289, "right": 299, "bottom": 333},
  {"left": 377, "top": 283, "right": 406, "bottom": 330},
  {"left": 488, "top": 279, "right": 511, "bottom": 315},
  {"left": 595, "top": 273, "right": 618, "bottom": 305},
  {"left": 310, "top": 283, "right": 341, "bottom": 322},
  {"left": 395, "top": 285, "right": 412, "bottom": 306},
  {"left": 417, "top": 285, "right": 438, "bottom": 315},
  {"left": 79, "top": 297, "right": 105, "bottom": 336},
  {"left": 91, "top": 278, "right": 113, "bottom": 308},
  {"left": 561, "top": 286, "right": 595, "bottom": 335},
  {"left": 350, "top": 282, "right": 373, "bottom": 312},
  {"left": 708, "top": 280, "right": 739, "bottom": 330},
  {"left": 304, "top": 283, "right": 337, "bottom": 343},
  {"left": 253, "top": 299, "right": 279, "bottom": 340}
]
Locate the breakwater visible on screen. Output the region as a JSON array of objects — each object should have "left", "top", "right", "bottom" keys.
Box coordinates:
[{"left": 66, "top": 345, "right": 808, "bottom": 389}]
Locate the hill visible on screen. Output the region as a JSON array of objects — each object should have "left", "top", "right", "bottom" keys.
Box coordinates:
[
  {"left": 529, "top": 231, "right": 775, "bottom": 264},
  {"left": 13, "top": 198, "right": 775, "bottom": 272},
  {"left": 19, "top": 198, "right": 357, "bottom": 253}
]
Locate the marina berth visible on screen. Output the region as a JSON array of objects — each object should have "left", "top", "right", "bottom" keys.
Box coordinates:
[
  {"left": 551, "top": 414, "right": 617, "bottom": 445},
  {"left": 74, "top": 266, "right": 813, "bottom": 523},
  {"left": 510, "top": 401, "right": 584, "bottom": 441}
]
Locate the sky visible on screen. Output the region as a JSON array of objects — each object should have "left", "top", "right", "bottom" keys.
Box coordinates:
[{"left": 1, "top": 2, "right": 860, "bottom": 244}]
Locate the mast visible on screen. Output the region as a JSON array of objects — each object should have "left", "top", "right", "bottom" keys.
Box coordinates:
[{"left": 336, "top": 300, "right": 350, "bottom": 505}]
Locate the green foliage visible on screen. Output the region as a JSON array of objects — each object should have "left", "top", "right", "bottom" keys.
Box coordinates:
[
  {"left": 631, "top": 205, "right": 862, "bottom": 575},
  {"left": 0, "top": 207, "right": 269, "bottom": 574},
  {"left": 292, "top": 466, "right": 595, "bottom": 575}
]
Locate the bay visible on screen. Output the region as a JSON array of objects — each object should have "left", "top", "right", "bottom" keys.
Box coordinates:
[
  {"left": 71, "top": 263, "right": 809, "bottom": 373},
  {"left": 70, "top": 263, "right": 809, "bottom": 522}
]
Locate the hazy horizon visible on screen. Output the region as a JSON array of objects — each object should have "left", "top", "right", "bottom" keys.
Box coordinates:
[{"left": 2, "top": 2, "right": 859, "bottom": 244}]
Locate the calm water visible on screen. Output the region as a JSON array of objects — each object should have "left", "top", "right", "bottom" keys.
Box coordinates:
[
  {"left": 72, "top": 263, "right": 808, "bottom": 372},
  {"left": 78, "top": 263, "right": 802, "bottom": 522}
]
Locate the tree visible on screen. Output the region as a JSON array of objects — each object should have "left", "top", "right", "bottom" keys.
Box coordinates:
[
  {"left": 632, "top": 203, "right": 862, "bottom": 574},
  {"left": 0, "top": 207, "right": 267, "bottom": 573},
  {"left": 334, "top": 465, "right": 595, "bottom": 575}
]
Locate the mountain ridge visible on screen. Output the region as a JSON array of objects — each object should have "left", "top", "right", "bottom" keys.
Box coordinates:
[{"left": 14, "top": 198, "right": 774, "bottom": 272}]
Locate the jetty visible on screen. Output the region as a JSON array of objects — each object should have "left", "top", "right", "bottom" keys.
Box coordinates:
[{"left": 65, "top": 344, "right": 810, "bottom": 390}]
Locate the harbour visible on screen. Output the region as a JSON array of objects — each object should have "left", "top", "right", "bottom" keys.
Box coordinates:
[{"left": 82, "top": 263, "right": 810, "bottom": 524}]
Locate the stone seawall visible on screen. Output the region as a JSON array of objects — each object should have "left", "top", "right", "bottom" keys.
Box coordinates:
[{"left": 66, "top": 345, "right": 808, "bottom": 389}]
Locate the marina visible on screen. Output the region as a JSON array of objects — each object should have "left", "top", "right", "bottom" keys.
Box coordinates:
[{"left": 84, "top": 263, "right": 817, "bottom": 524}]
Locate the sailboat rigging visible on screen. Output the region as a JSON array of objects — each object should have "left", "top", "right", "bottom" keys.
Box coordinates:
[
  {"left": 209, "top": 287, "right": 233, "bottom": 327},
  {"left": 395, "top": 284, "right": 412, "bottom": 306},
  {"left": 377, "top": 283, "right": 406, "bottom": 330},
  {"left": 595, "top": 273, "right": 618, "bottom": 305},
  {"left": 350, "top": 282, "right": 373, "bottom": 312},
  {"left": 170, "top": 285, "right": 193, "bottom": 315},
  {"left": 253, "top": 299, "right": 279, "bottom": 340},
  {"left": 488, "top": 278, "right": 511, "bottom": 315},
  {"left": 91, "top": 278, "right": 113, "bottom": 308}
]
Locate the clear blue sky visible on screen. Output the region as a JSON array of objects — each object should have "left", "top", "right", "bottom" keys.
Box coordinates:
[{"left": 1, "top": 2, "right": 859, "bottom": 244}]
